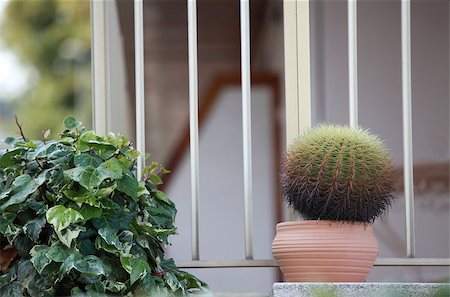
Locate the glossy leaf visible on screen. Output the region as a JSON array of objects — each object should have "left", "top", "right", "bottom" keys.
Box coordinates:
[
  {"left": 74, "top": 255, "right": 105, "bottom": 276},
  {"left": 45, "top": 241, "right": 71, "bottom": 262},
  {"left": 59, "top": 253, "right": 80, "bottom": 279},
  {"left": 64, "top": 167, "right": 101, "bottom": 190},
  {"left": 57, "top": 226, "right": 84, "bottom": 248},
  {"left": 0, "top": 174, "right": 45, "bottom": 211},
  {"left": 130, "top": 258, "right": 151, "bottom": 285},
  {"left": 30, "top": 245, "right": 51, "bottom": 273},
  {"left": 46, "top": 205, "right": 83, "bottom": 232},
  {"left": 103, "top": 279, "right": 125, "bottom": 293},
  {"left": 64, "top": 116, "right": 81, "bottom": 129},
  {"left": 23, "top": 217, "right": 46, "bottom": 242},
  {"left": 0, "top": 281, "right": 23, "bottom": 297},
  {"left": 74, "top": 153, "right": 102, "bottom": 168},
  {"left": 117, "top": 171, "right": 138, "bottom": 201}
]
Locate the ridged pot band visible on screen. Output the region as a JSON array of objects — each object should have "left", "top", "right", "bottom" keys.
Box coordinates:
[{"left": 272, "top": 220, "right": 378, "bottom": 282}]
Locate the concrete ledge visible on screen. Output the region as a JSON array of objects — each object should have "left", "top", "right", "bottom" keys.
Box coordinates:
[{"left": 272, "top": 282, "right": 450, "bottom": 297}]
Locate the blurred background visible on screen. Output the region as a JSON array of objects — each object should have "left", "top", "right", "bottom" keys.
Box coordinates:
[
  {"left": 0, "top": 0, "right": 92, "bottom": 143},
  {"left": 0, "top": 0, "right": 448, "bottom": 294}
]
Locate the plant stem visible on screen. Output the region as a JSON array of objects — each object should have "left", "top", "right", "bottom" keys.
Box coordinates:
[{"left": 14, "top": 115, "right": 27, "bottom": 142}]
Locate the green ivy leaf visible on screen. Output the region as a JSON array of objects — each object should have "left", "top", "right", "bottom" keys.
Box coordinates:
[
  {"left": 149, "top": 174, "right": 163, "bottom": 185},
  {"left": 117, "top": 172, "right": 138, "bottom": 201},
  {"left": 14, "top": 235, "right": 34, "bottom": 257},
  {"left": 59, "top": 253, "right": 80, "bottom": 279},
  {"left": 45, "top": 241, "right": 71, "bottom": 262},
  {"left": 119, "top": 256, "right": 132, "bottom": 273},
  {"left": 77, "top": 205, "right": 102, "bottom": 221},
  {"left": 147, "top": 207, "right": 176, "bottom": 227},
  {"left": 165, "top": 271, "right": 186, "bottom": 293},
  {"left": 64, "top": 167, "right": 101, "bottom": 190},
  {"left": 94, "top": 236, "right": 119, "bottom": 255},
  {"left": 96, "top": 158, "right": 123, "bottom": 180},
  {"left": 0, "top": 270, "right": 14, "bottom": 287},
  {"left": 65, "top": 159, "right": 123, "bottom": 190},
  {"left": 0, "top": 281, "right": 24, "bottom": 297},
  {"left": 135, "top": 220, "right": 176, "bottom": 245},
  {"left": 64, "top": 116, "right": 81, "bottom": 129},
  {"left": 0, "top": 147, "right": 25, "bottom": 167},
  {"left": 64, "top": 186, "right": 115, "bottom": 209},
  {"left": 137, "top": 182, "right": 150, "bottom": 197},
  {"left": 57, "top": 226, "right": 84, "bottom": 248},
  {"left": 25, "top": 141, "right": 57, "bottom": 159},
  {"left": 103, "top": 279, "right": 126, "bottom": 293},
  {"left": 0, "top": 217, "right": 22, "bottom": 243},
  {"left": 74, "top": 153, "right": 102, "bottom": 167},
  {"left": 95, "top": 185, "right": 116, "bottom": 198},
  {"left": 97, "top": 227, "right": 120, "bottom": 250},
  {"left": 46, "top": 205, "right": 84, "bottom": 232},
  {"left": 74, "top": 255, "right": 105, "bottom": 276},
  {"left": 77, "top": 238, "right": 97, "bottom": 256},
  {"left": 23, "top": 216, "right": 46, "bottom": 242},
  {"left": 91, "top": 210, "right": 133, "bottom": 232},
  {"left": 154, "top": 190, "right": 174, "bottom": 206},
  {"left": 86, "top": 281, "right": 106, "bottom": 294},
  {"left": 30, "top": 245, "right": 51, "bottom": 273},
  {"left": 0, "top": 174, "right": 45, "bottom": 211},
  {"left": 172, "top": 269, "right": 206, "bottom": 289},
  {"left": 64, "top": 189, "right": 100, "bottom": 208},
  {"left": 48, "top": 149, "right": 73, "bottom": 165},
  {"left": 129, "top": 258, "right": 151, "bottom": 285},
  {"left": 78, "top": 131, "right": 117, "bottom": 159}
]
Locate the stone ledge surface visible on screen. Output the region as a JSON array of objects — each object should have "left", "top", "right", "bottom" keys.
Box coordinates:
[{"left": 272, "top": 282, "right": 450, "bottom": 297}]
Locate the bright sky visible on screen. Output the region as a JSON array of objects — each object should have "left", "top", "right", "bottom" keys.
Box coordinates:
[{"left": 0, "top": 0, "right": 32, "bottom": 100}]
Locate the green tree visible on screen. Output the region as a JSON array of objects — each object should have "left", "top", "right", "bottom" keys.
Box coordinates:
[{"left": 1, "top": 0, "right": 92, "bottom": 139}]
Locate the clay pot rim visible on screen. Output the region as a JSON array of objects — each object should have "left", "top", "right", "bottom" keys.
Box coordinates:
[{"left": 276, "top": 220, "right": 373, "bottom": 230}]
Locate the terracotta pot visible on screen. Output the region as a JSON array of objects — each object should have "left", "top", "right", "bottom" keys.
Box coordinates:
[{"left": 272, "top": 220, "right": 378, "bottom": 282}]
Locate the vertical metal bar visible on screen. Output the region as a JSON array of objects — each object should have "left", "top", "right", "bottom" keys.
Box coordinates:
[
  {"left": 401, "top": 0, "right": 416, "bottom": 258},
  {"left": 284, "top": 0, "right": 312, "bottom": 221},
  {"left": 295, "top": 0, "right": 312, "bottom": 135},
  {"left": 240, "top": 0, "right": 254, "bottom": 260},
  {"left": 134, "top": 0, "right": 146, "bottom": 179},
  {"left": 348, "top": 0, "right": 358, "bottom": 127},
  {"left": 284, "top": 0, "right": 299, "bottom": 222},
  {"left": 283, "top": 0, "right": 299, "bottom": 145},
  {"left": 187, "top": 0, "right": 200, "bottom": 261},
  {"left": 90, "top": 0, "right": 108, "bottom": 136}
]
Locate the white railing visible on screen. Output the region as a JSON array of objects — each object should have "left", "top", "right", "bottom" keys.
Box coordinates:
[
  {"left": 91, "top": 0, "right": 450, "bottom": 269},
  {"left": 401, "top": 0, "right": 416, "bottom": 258},
  {"left": 187, "top": 0, "right": 200, "bottom": 261},
  {"left": 240, "top": 0, "right": 255, "bottom": 261}
]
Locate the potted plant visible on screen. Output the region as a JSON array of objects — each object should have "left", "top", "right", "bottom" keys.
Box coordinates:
[
  {"left": 0, "top": 116, "right": 207, "bottom": 296},
  {"left": 272, "top": 125, "right": 395, "bottom": 282}
]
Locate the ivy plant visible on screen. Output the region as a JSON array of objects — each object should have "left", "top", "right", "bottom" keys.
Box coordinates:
[{"left": 0, "top": 116, "right": 207, "bottom": 296}]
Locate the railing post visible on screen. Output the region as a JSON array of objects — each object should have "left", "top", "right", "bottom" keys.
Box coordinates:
[
  {"left": 284, "top": 0, "right": 312, "bottom": 146},
  {"left": 90, "top": 0, "right": 109, "bottom": 136},
  {"left": 240, "top": 0, "right": 254, "bottom": 260},
  {"left": 134, "top": 0, "right": 146, "bottom": 179},
  {"left": 401, "top": 0, "right": 416, "bottom": 258},
  {"left": 187, "top": 0, "right": 200, "bottom": 261},
  {"left": 283, "top": 0, "right": 312, "bottom": 220},
  {"left": 348, "top": 0, "right": 358, "bottom": 127}
]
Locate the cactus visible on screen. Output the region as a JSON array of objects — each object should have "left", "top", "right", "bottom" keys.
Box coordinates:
[{"left": 281, "top": 125, "right": 395, "bottom": 223}]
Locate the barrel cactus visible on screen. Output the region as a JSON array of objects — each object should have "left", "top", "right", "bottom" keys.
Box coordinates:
[{"left": 281, "top": 125, "right": 395, "bottom": 223}]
